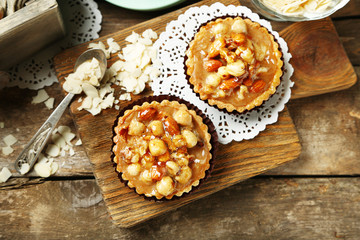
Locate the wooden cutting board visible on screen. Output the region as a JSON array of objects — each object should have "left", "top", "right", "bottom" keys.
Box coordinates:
[{"left": 53, "top": 0, "right": 356, "bottom": 228}]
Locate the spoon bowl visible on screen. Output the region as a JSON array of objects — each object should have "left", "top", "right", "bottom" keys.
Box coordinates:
[{"left": 74, "top": 48, "right": 107, "bottom": 77}]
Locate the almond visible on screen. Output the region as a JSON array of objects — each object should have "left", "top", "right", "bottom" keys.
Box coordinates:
[
  {"left": 208, "top": 37, "right": 226, "bottom": 58},
  {"left": 219, "top": 77, "right": 242, "bottom": 90},
  {"left": 203, "top": 59, "right": 223, "bottom": 72},
  {"left": 250, "top": 80, "right": 266, "bottom": 93},
  {"left": 139, "top": 107, "right": 157, "bottom": 120}
]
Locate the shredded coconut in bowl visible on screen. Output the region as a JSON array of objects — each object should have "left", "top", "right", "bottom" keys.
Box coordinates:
[{"left": 257, "top": 0, "right": 349, "bottom": 20}]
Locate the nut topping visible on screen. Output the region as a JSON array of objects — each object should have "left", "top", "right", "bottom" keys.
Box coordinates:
[{"left": 113, "top": 101, "right": 212, "bottom": 199}]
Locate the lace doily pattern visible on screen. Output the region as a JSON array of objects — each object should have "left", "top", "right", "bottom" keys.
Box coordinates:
[
  {"left": 153, "top": 3, "right": 294, "bottom": 144},
  {"left": 7, "top": 0, "right": 102, "bottom": 90}
]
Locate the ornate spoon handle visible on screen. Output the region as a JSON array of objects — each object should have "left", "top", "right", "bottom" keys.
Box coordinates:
[{"left": 14, "top": 93, "right": 74, "bottom": 174}]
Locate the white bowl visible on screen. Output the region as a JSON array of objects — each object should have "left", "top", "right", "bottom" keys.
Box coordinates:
[{"left": 250, "top": 0, "right": 350, "bottom": 22}]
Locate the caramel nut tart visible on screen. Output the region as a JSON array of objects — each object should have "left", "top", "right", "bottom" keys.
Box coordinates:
[
  {"left": 185, "top": 17, "right": 283, "bottom": 113},
  {"left": 112, "top": 100, "right": 212, "bottom": 200}
]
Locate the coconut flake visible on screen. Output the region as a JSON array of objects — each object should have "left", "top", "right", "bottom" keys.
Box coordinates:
[
  {"left": 0, "top": 167, "right": 12, "bottom": 183},
  {"left": 2, "top": 146, "right": 13, "bottom": 155},
  {"left": 45, "top": 144, "right": 60, "bottom": 157},
  {"left": 32, "top": 89, "right": 49, "bottom": 104},
  {"left": 82, "top": 82, "right": 99, "bottom": 98},
  {"left": 44, "top": 97, "right": 55, "bottom": 109},
  {"left": 19, "top": 163, "right": 30, "bottom": 175},
  {"left": 69, "top": 148, "right": 75, "bottom": 156},
  {"left": 119, "top": 93, "right": 131, "bottom": 101},
  {"left": 38, "top": 153, "right": 48, "bottom": 164},
  {"left": 57, "top": 126, "right": 71, "bottom": 136},
  {"left": 50, "top": 162, "right": 59, "bottom": 175},
  {"left": 107, "top": 38, "right": 121, "bottom": 54},
  {"left": 0, "top": 122, "right": 4, "bottom": 128},
  {"left": 75, "top": 139, "right": 82, "bottom": 146},
  {"left": 51, "top": 133, "right": 67, "bottom": 148},
  {"left": 34, "top": 162, "right": 52, "bottom": 178},
  {"left": 62, "top": 132, "right": 76, "bottom": 144},
  {"left": 3, "top": 134, "right": 17, "bottom": 146},
  {"left": 142, "top": 29, "right": 158, "bottom": 39}
]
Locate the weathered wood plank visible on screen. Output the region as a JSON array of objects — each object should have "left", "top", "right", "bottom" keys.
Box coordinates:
[
  {"left": 281, "top": 18, "right": 356, "bottom": 99},
  {"left": 1, "top": 178, "right": 359, "bottom": 239},
  {"left": 268, "top": 67, "right": 360, "bottom": 175},
  {"left": 334, "top": 18, "right": 360, "bottom": 66}
]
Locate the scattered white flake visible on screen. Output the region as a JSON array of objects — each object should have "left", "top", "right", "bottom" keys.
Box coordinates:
[
  {"left": 78, "top": 97, "right": 83, "bottom": 103},
  {"left": 118, "top": 53, "right": 124, "bottom": 60},
  {"left": 19, "top": 163, "right": 30, "bottom": 175},
  {"left": 44, "top": 97, "right": 55, "bottom": 109},
  {"left": 32, "top": 89, "right": 49, "bottom": 104},
  {"left": 16, "top": 128, "right": 20, "bottom": 132},
  {"left": 88, "top": 106, "right": 102, "bottom": 116},
  {"left": 125, "top": 32, "right": 140, "bottom": 43},
  {"left": 34, "top": 162, "right": 52, "bottom": 178},
  {"left": 51, "top": 133, "right": 66, "bottom": 148},
  {"left": 115, "top": 105, "right": 120, "bottom": 110},
  {"left": 69, "top": 148, "right": 75, "bottom": 156},
  {"left": 142, "top": 29, "right": 158, "bottom": 39},
  {"left": 0, "top": 167, "right": 12, "bottom": 183},
  {"left": 78, "top": 96, "right": 92, "bottom": 111},
  {"left": 50, "top": 162, "right": 59, "bottom": 175},
  {"left": 57, "top": 126, "right": 71, "bottom": 135},
  {"left": 119, "top": 93, "right": 131, "bottom": 101},
  {"left": 62, "top": 132, "right": 76, "bottom": 144},
  {"left": 63, "top": 145, "right": 70, "bottom": 151},
  {"left": 114, "top": 99, "right": 119, "bottom": 104},
  {"left": 38, "top": 153, "right": 48, "bottom": 164},
  {"left": 75, "top": 139, "right": 82, "bottom": 146},
  {"left": 107, "top": 38, "right": 121, "bottom": 54},
  {"left": 0, "top": 122, "right": 4, "bottom": 128},
  {"left": 3, "top": 134, "right": 17, "bottom": 146},
  {"left": 82, "top": 82, "right": 99, "bottom": 98},
  {"left": 2, "top": 146, "right": 13, "bottom": 155},
  {"left": 45, "top": 144, "right": 60, "bottom": 157},
  {"left": 60, "top": 150, "right": 66, "bottom": 156}
]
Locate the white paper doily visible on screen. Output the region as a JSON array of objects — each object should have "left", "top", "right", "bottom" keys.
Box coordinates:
[
  {"left": 153, "top": 3, "right": 294, "bottom": 144},
  {"left": 7, "top": 0, "right": 102, "bottom": 90}
]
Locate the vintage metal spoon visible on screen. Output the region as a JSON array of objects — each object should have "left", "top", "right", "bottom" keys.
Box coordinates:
[{"left": 14, "top": 49, "right": 107, "bottom": 174}]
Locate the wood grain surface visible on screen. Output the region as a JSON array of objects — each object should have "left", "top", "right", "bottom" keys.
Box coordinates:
[
  {"left": 1, "top": 0, "right": 360, "bottom": 238},
  {"left": 1, "top": 177, "right": 359, "bottom": 239},
  {"left": 281, "top": 18, "right": 357, "bottom": 99}
]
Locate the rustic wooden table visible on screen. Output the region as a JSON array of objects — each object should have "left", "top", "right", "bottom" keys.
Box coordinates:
[{"left": 1, "top": 0, "right": 359, "bottom": 239}]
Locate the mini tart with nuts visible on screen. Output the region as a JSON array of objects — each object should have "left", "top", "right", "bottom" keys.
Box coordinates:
[
  {"left": 185, "top": 17, "right": 283, "bottom": 113},
  {"left": 112, "top": 100, "right": 212, "bottom": 200}
]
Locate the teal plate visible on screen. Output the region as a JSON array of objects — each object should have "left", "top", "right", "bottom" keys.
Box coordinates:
[{"left": 104, "top": 0, "right": 186, "bottom": 11}]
